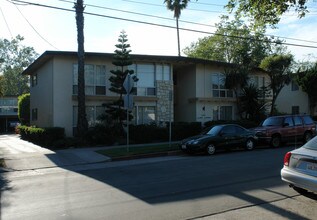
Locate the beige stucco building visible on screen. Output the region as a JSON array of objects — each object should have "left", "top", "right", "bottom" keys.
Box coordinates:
[
  {"left": 22, "top": 51, "right": 271, "bottom": 136},
  {"left": 275, "top": 80, "right": 311, "bottom": 115}
]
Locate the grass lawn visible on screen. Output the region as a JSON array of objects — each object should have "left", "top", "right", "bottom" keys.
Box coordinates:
[{"left": 96, "top": 143, "right": 180, "bottom": 158}]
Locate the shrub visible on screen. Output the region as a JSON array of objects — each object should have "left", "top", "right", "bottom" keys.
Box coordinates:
[
  {"left": 18, "top": 125, "right": 65, "bottom": 146},
  {"left": 18, "top": 93, "right": 30, "bottom": 125},
  {"left": 84, "top": 124, "right": 116, "bottom": 145}
]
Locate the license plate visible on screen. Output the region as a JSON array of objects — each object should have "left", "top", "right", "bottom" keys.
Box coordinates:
[
  {"left": 307, "top": 163, "right": 317, "bottom": 171},
  {"left": 181, "top": 144, "right": 186, "bottom": 149}
]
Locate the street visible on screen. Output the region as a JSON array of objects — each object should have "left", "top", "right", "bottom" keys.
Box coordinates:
[{"left": 1, "top": 137, "right": 317, "bottom": 219}]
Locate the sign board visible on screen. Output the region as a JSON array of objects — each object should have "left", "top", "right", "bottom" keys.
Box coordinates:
[{"left": 123, "top": 75, "right": 134, "bottom": 94}]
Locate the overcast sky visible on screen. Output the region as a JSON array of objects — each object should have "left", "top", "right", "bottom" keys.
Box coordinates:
[{"left": 1, "top": 0, "right": 317, "bottom": 62}]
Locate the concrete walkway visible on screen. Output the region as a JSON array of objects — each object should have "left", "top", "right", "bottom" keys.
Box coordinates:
[{"left": 0, "top": 134, "right": 111, "bottom": 171}]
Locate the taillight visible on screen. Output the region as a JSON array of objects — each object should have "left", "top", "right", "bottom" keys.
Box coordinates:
[{"left": 284, "top": 152, "right": 292, "bottom": 166}]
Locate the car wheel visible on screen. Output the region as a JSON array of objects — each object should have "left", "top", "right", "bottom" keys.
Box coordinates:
[
  {"left": 304, "top": 132, "right": 313, "bottom": 143},
  {"left": 245, "top": 138, "right": 255, "bottom": 151},
  {"left": 206, "top": 144, "right": 216, "bottom": 155},
  {"left": 271, "top": 135, "right": 281, "bottom": 148}
]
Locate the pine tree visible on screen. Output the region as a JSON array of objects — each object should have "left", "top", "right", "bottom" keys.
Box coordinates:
[{"left": 106, "top": 31, "right": 138, "bottom": 129}]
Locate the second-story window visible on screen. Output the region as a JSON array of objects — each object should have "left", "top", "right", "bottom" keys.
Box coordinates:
[
  {"left": 291, "top": 80, "right": 299, "bottom": 91},
  {"left": 73, "top": 64, "right": 106, "bottom": 95},
  {"left": 31, "top": 74, "right": 38, "bottom": 87},
  {"left": 135, "top": 64, "right": 156, "bottom": 96},
  {"left": 211, "top": 73, "right": 233, "bottom": 98}
]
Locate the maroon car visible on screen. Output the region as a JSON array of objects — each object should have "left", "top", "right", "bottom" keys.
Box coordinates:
[{"left": 253, "top": 115, "right": 316, "bottom": 147}]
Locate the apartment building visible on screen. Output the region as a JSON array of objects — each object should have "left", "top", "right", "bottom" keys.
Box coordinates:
[{"left": 22, "top": 51, "right": 271, "bottom": 136}]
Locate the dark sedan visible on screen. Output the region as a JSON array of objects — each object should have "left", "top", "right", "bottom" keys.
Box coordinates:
[{"left": 180, "top": 124, "right": 258, "bottom": 155}]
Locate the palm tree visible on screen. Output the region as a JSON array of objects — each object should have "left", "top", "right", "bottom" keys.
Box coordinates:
[
  {"left": 164, "top": 0, "right": 192, "bottom": 56},
  {"left": 75, "top": 0, "right": 88, "bottom": 136}
]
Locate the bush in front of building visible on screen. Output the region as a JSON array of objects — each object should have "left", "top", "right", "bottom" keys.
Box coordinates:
[
  {"left": 170, "top": 122, "right": 202, "bottom": 141},
  {"left": 18, "top": 93, "right": 30, "bottom": 125},
  {"left": 18, "top": 125, "right": 65, "bottom": 147},
  {"left": 84, "top": 124, "right": 118, "bottom": 146},
  {"left": 129, "top": 124, "right": 168, "bottom": 144}
]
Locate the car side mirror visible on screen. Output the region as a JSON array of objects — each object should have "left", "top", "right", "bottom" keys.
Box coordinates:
[{"left": 283, "top": 123, "right": 289, "bottom": 127}]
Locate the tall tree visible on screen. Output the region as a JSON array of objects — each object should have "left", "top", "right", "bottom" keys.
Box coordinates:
[
  {"left": 164, "top": 0, "right": 195, "bottom": 56},
  {"left": 296, "top": 63, "right": 317, "bottom": 115},
  {"left": 226, "top": 0, "right": 308, "bottom": 28},
  {"left": 106, "top": 31, "right": 138, "bottom": 129},
  {"left": 184, "top": 16, "right": 283, "bottom": 66},
  {"left": 0, "top": 35, "right": 37, "bottom": 96},
  {"left": 259, "top": 54, "right": 294, "bottom": 116},
  {"left": 74, "top": 0, "right": 88, "bottom": 137}
]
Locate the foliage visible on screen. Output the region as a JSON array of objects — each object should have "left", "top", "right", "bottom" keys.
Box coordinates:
[
  {"left": 74, "top": 0, "right": 88, "bottom": 137},
  {"left": 105, "top": 30, "right": 138, "bottom": 130},
  {"left": 239, "top": 84, "right": 266, "bottom": 121},
  {"left": 18, "top": 93, "right": 30, "bottom": 125},
  {"left": 84, "top": 124, "right": 118, "bottom": 145},
  {"left": 296, "top": 63, "right": 317, "bottom": 114},
  {"left": 0, "top": 35, "right": 37, "bottom": 96},
  {"left": 130, "top": 124, "right": 168, "bottom": 144},
  {"left": 225, "top": 0, "right": 308, "bottom": 28},
  {"left": 18, "top": 125, "right": 65, "bottom": 147},
  {"left": 184, "top": 16, "right": 284, "bottom": 66},
  {"left": 164, "top": 0, "right": 196, "bottom": 56},
  {"left": 259, "top": 54, "right": 294, "bottom": 116}
]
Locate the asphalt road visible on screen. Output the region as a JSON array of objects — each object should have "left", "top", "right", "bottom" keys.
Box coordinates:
[{"left": 1, "top": 146, "right": 317, "bottom": 220}]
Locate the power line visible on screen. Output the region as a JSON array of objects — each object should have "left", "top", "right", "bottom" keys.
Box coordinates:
[
  {"left": 12, "top": 2, "right": 60, "bottom": 50},
  {"left": 0, "top": 6, "right": 13, "bottom": 38},
  {"left": 56, "top": 0, "right": 317, "bottom": 45},
  {"left": 9, "top": 0, "right": 317, "bottom": 50},
  {"left": 121, "top": 0, "right": 225, "bottom": 14}
]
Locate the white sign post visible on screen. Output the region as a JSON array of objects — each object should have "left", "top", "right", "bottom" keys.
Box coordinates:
[{"left": 123, "top": 75, "right": 134, "bottom": 153}]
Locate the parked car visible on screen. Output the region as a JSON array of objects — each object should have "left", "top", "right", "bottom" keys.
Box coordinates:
[
  {"left": 253, "top": 115, "right": 316, "bottom": 148},
  {"left": 281, "top": 136, "right": 317, "bottom": 194},
  {"left": 179, "top": 124, "right": 258, "bottom": 155}
]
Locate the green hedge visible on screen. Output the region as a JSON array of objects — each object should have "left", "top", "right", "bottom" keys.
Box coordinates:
[{"left": 18, "top": 125, "right": 65, "bottom": 146}]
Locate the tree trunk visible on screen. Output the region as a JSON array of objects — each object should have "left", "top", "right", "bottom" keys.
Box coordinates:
[
  {"left": 176, "top": 18, "right": 181, "bottom": 56},
  {"left": 75, "top": 0, "right": 88, "bottom": 136}
]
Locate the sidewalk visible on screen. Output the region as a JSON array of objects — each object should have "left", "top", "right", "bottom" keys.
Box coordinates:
[{"left": 0, "top": 134, "right": 111, "bottom": 171}]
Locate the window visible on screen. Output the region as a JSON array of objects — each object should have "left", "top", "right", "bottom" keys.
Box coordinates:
[
  {"left": 291, "top": 81, "right": 299, "bottom": 91},
  {"left": 156, "top": 64, "right": 171, "bottom": 81},
  {"left": 73, "top": 64, "right": 106, "bottom": 95},
  {"left": 293, "top": 116, "right": 303, "bottom": 126},
  {"left": 284, "top": 117, "right": 294, "bottom": 127},
  {"left": 31, "top": 74, "right": 37, "bottom": 87},
  {"left": 32, "top": 108, "right": 38, "bottom": 121},
  {"left": 303, "top": 116, "right": 314, "bottom": 125},
  {"left": 292, "top": 106, "right": 300, "bottom": 115},
  {"left": 211, "top": 73, "right": 233, "bottom": 98},
  {"left": 134, "top": 106, "right": 156, "bottom": 124},
  {"left": 248, "top": 76, "right": 259, "bottom": 87},
  {"left": 134, "top": 64, "right": 156, "bottom": 96},
  {"left": 73, "top": 105, "right": 105, "bottom": 127},
  {"left": 213, "top": 106, "right": 233, "bottom": 120}
]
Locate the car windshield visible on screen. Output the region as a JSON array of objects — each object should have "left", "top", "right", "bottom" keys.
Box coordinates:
[
  {"left": 303, "top": 136, "right": 317, "bottom": 151},
  {"left": 204, "top": 126, "right": 222, "bottom": 136},
  {"left": 262, "top": 117, "right": 283, "bottom": 126}
]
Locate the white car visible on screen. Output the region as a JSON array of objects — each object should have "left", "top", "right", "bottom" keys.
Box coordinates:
[{"left": 281, "top": 136, "right": 317, "bottom": 194}]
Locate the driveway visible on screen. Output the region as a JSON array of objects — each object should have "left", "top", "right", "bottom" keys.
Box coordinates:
[{"left": 0, "top": 134, "right": 110, "bottom": 171}]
